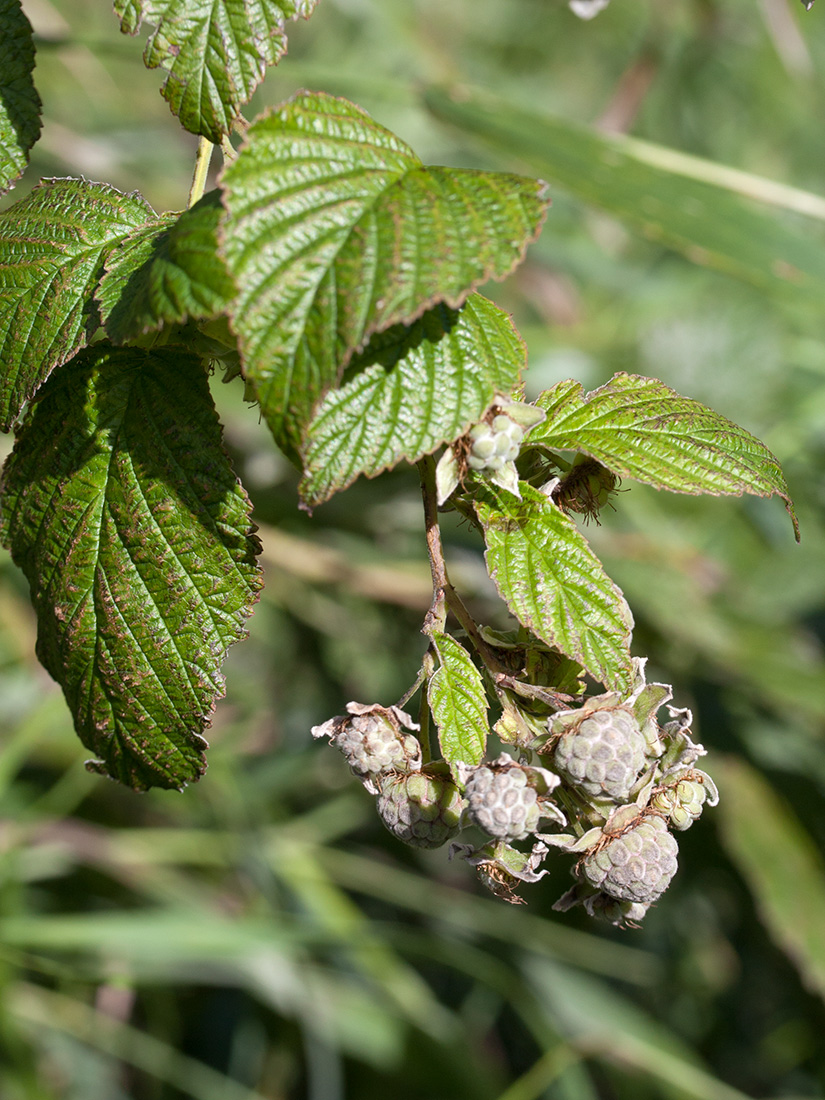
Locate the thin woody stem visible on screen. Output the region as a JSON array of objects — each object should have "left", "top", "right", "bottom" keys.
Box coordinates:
[
  {"left": 418, "top": 455, "right": 448, "bottom": 636},
  {"left": 417, "top": 455, "right": 509, "bottom": 676}
]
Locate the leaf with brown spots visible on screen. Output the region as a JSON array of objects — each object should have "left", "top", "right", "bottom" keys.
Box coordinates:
[
  {"left": 0, "top": 344, "right": 262, "bottom": 789},
  {"left": 0, "top": 179, "right": 159, "bottom": 430}
]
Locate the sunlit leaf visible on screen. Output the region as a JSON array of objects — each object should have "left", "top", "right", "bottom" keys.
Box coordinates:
[
  {"left": 220, "top": 91, "right": 548, "bottom": 458},
  {"left": 476, "top": 484, "right": 633, "bottom": 691},
  {"left": 113, "top": 0, "right": 319, "bottom": 142},
  {"left": 429, "top": 632, "right": 488, "bottom": 770},
  {"left": 530, "top": 373, "right": 798, "bottom": 539},
  {"left": 0, "top": 344, "right": 262, "bottom": 790},
  {"left": 300, "top": 296, "right": 524, "bottom": 505}
]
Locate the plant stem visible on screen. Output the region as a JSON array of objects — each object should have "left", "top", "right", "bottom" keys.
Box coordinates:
[
  {"left": 418, "top": 455, "right": 449, "bottom": 637},
  {"left": 417, "top": 456, "right": 509, "bottom": 675},
  {"left": 418, "top": 651, "right": 435, "bottom": 764},
  {"left": 187, "top": 136, "right": 214, "bottom": 208},
  {"left": 396, "top": 663, "right": 428, "bottom": 709}
]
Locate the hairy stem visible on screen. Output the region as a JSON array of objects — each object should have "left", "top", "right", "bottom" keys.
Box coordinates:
[
  {"left": 418, "top": 650, "right": 435, "bottom": 764},
  {"left": 418, "top": 455, "right": 449, "bottom": 636},
  {"left": 417, "top": 456, "right": 509, "bottom": 676},
  {"left": 187, "top": 137, "right": 214, "bottom": 208}
]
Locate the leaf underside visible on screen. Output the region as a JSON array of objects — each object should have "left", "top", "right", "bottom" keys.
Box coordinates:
[
  {"left": 220, "top": 91, "right": 549, "bottom": 459},
  {"left": 531, "top": 372, "right": 799, "bottom": 538},
  {"left": 0, "top": 0, "right": 42, "bottom": 195},
  {"left": 98, "top": 190, "right": 237, "bottom": 343},
  {"left": 113, "top": 0, "right": 319, "bottom": 142},
  {"left": 300, "top": 295, "right": 525, "bottom": 506},
  {"left": 0, "top": 344, "right": 263, "bottom": 790},
  {"left": 476, "top": 484, "right": 634, "bottom": 692},
  {"left": 0, "top": 179, "right": 158, "bottom": 431},
  {"left": 429, "top": 632, "right": 488, "bottom": 771}
]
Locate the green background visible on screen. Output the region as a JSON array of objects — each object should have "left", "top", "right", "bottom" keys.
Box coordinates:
[{"left": 2, "top": 0, "right": 825, "bottom": 1096}]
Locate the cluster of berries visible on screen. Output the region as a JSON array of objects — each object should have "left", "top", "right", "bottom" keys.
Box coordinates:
[{"left": 311, "top": 661, "right": 717, "bottom": 927}]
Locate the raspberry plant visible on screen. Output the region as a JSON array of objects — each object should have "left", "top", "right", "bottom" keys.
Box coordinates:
[{"left": 0, "top": 0, "right": 800, "bottom": 924}]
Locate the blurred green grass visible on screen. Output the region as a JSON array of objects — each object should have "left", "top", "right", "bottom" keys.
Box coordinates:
[{"left": 2, "top": 0, "right": 825, "bottom": 1096}]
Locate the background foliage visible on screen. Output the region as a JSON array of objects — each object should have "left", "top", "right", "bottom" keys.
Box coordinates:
[{"left": 1, "top": 0, "right": 825, "bottom": 1097}]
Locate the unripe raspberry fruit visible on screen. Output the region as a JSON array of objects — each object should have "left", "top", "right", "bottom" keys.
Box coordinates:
[
  {"left": 466, "top": 416, "right": 524, "bottom": 472},
  {"left": 337, "top": 713, "right": 418, "bottom": 779},
  {"left": 376, "top": 770, "right": 465, "bottom": 849},
  {"left": 461, "top": 758, "right": 561, "bottom": 841},
  {"left": 581, "top": 815, "right": 678, "bottom": 904},
  {"left": 553, "top": 706, "right": 647, "bottom": 802},
  {"left": 311, "top": 703, "right": 421, "bottom": 794},
  {"left": 650, "top": 775, "right": 711, "bottom": 831}
]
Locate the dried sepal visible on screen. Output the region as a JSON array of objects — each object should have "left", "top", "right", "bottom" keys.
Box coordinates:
[
  {"left": 450, "top": 837, "right": 551, "bottom": 903},
  {"left": 435, "top": 447, "right": 461, "bottom": 506}
]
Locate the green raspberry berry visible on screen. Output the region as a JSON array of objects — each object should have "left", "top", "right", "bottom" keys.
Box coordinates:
[
  {"left": 553, "top": 706, "right": 647, "bottom": 802},
  {"left": 650, "top": 772, "right": 716, "bottom": 831},
  {"left": 460, "top": 755, "right": 563, "bottom": 841},
  {"left": 376, "top": 770, "right": 465, "bottom": 849},
  {"left": 581, "top": 815, "right": 678, "bottom": 904},
  {"left": 312, "top": 703, "right": 421, "bottom": 794}
]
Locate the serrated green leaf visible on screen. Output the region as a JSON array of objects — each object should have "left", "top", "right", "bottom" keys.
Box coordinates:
[
  {"left": 530, "top": 373, "right": 799, "bottom": 539},
  {"left": 300, "top": 296, "right": 524, "bottom": 506},
  {"left": 219, "top": 91, "right": 548, "bottom": 458},
  {"left": 98, "top": 190, "right": 236, "bottom": 343},
  {"left": 0, "top": 0, "right": 42, "bottom": 194},
  {"left": 475, "top": 484, "right": 633, "bottom": 692},
  {"left": 114, "top": 0, "right": 318, "bottom": 143},
  {"left": 0, "top": 344, "right": 262, "bottom": 790},
  {"left": 428, "top": 633, "right": 488, "bottom": 770},
  {"left": 0, "top": 179, "right": 157, "bottom": 431},
  {"left": 715, "top": 756, "right": 825, "bottom": 1005},
  {"left": 424, "top": 84, "right": 825, "bottom": 300}
]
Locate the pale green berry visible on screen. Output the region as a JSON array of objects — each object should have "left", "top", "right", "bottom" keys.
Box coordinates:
[
  {"left": 376, "top": 771, "right": 465, "bottom": 849},
  {"left": 553, "top": 707, "right": 647, "bottom": 802},
  {"left": 581, "top": 816, "right": 678, "bottom": 904}
]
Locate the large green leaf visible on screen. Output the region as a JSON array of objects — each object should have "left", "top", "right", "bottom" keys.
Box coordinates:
[
  {"left": 429, "top": 632, "right": 488, "bottom": 771},
  {"left": 424, "top": 85, "right": 825, "bottom": 300},
  {"left": 98, "top": 190, "right": 236, "bottom": 343},
  {"left": 0, "top": 0, "right": 42, "bottom": 194},
  {"left": 530, "top": 373, "right": 799, "bottom": 538},
  {"left": 0, "top": 179, "right": 157, "bottom": 431},
  {"left": 0, "top": 344, "right": 262, "bottom": 790},
  {"left": 220, "top": 91, "right": 548, "bottom": 458},
  {"left": 476, "top": 484, "right": 633, "bottom": 692},
  {"left": 715, "top": 756, "right": 825, "bottom": 1005},
  {"left": 300, "top": 296, "right": 524, "bottom": 506},
  {"left": 113, "top": 0, "right": 319, "bottom": 143}
]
